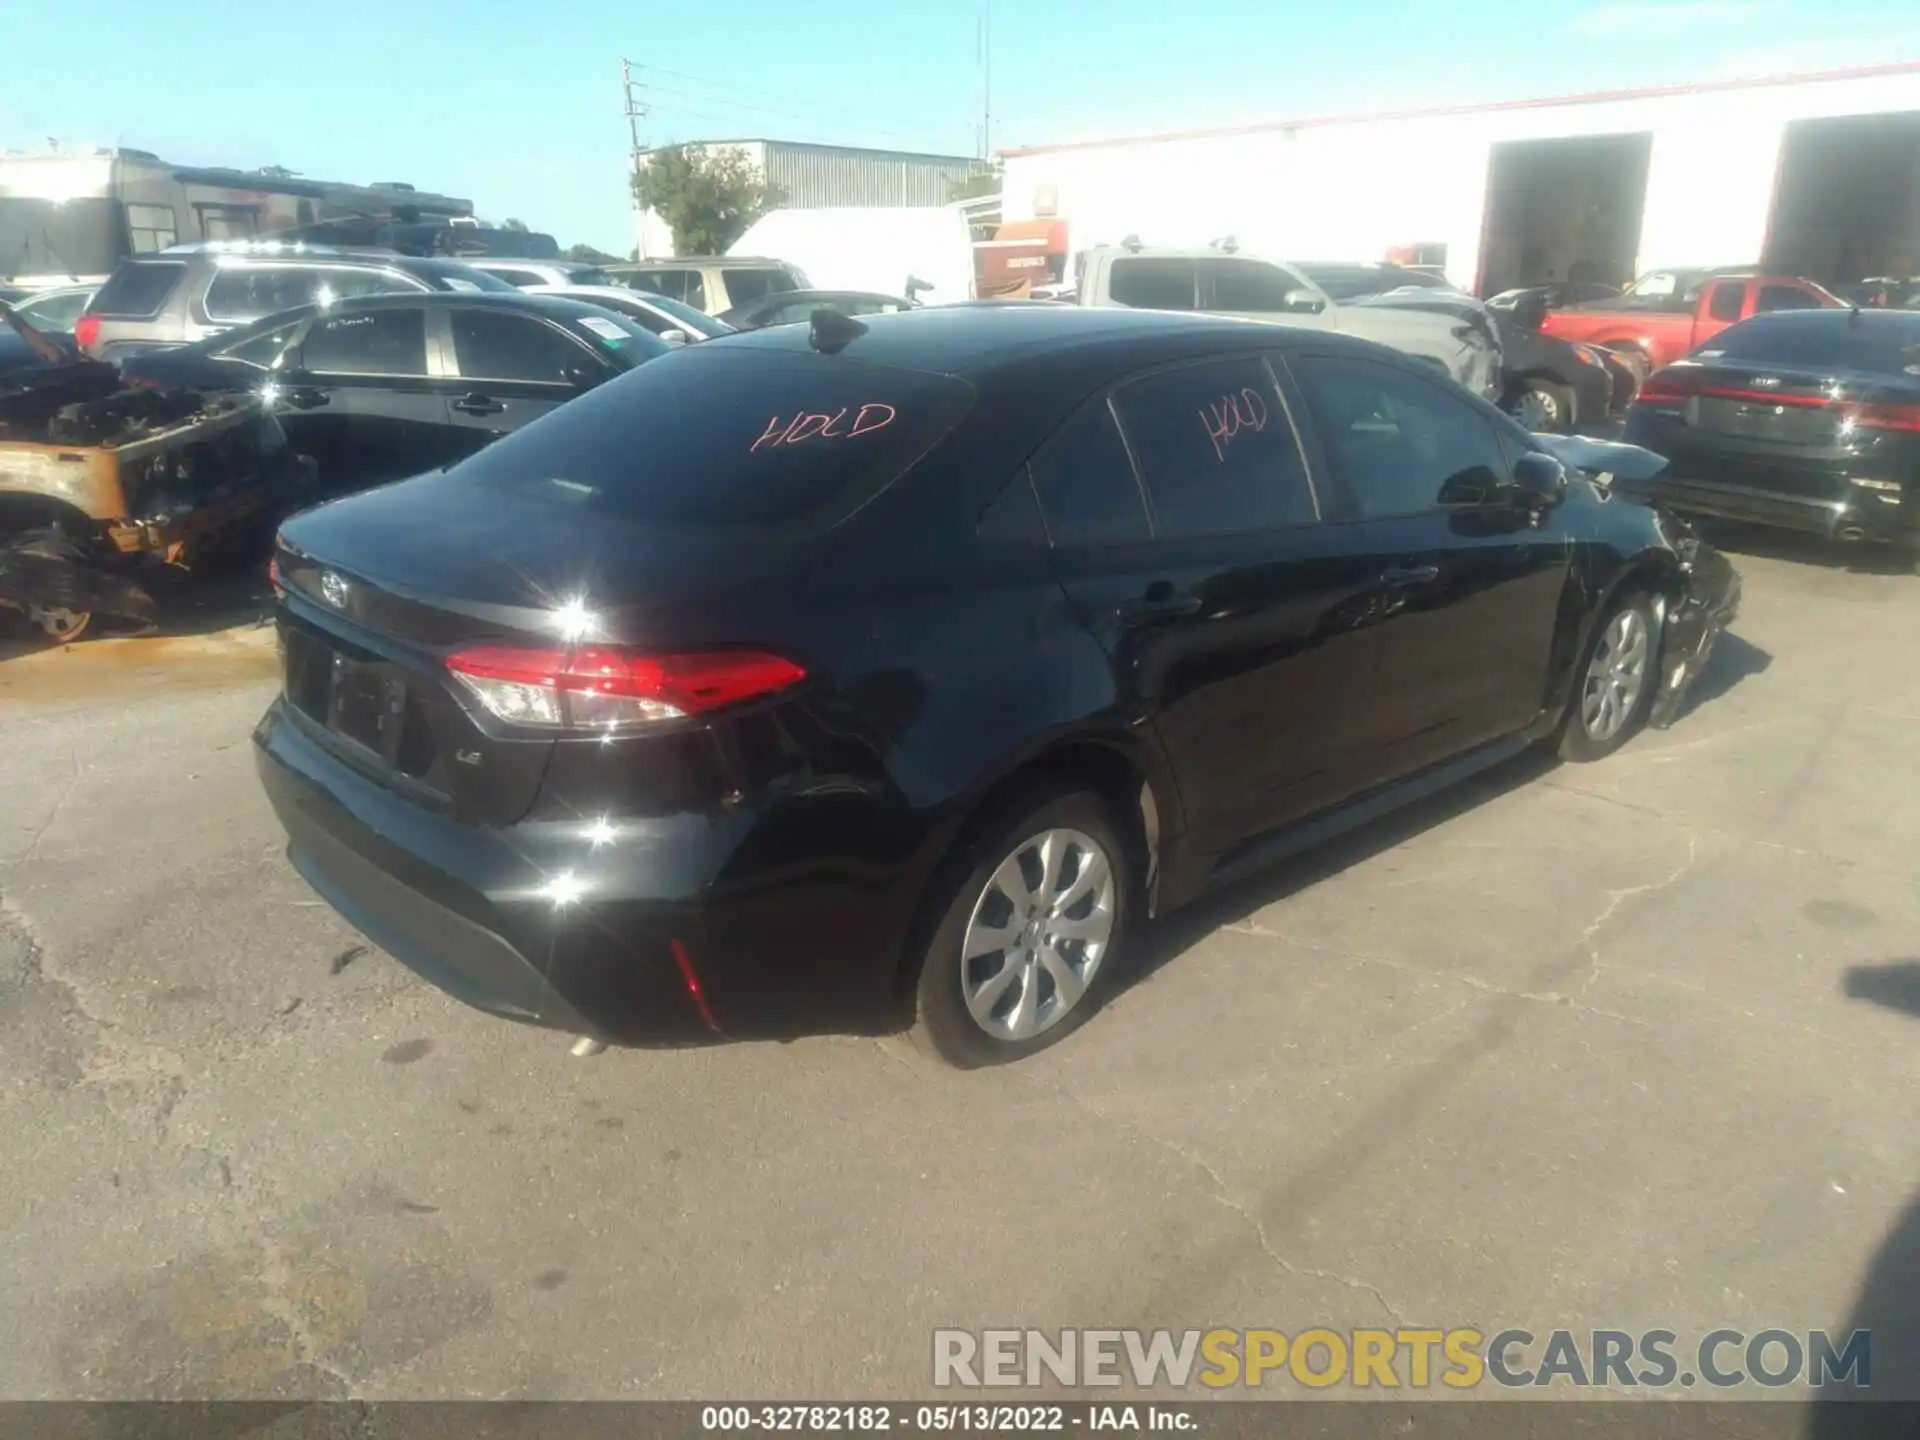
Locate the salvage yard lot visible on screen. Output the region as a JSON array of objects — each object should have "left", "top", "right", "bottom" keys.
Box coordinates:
[{"left": 1, "top": 533, "right": 1917, "bottom": 1400}]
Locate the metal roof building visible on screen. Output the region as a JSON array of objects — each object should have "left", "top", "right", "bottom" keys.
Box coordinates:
[
  {"left": 996, "top": 62, "right": 1920, "bottom": 296},
  {"left": 635, "top": 138, "right": 978, "bottom": 258}
]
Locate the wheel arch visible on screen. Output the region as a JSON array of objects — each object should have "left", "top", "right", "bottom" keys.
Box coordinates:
[{"left": 891, "top": 731, "right": 1175, "bottom": 1002}]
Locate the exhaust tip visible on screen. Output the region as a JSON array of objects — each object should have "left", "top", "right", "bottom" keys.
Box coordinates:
[
  {"left": 1836, "top": 525, "right": 1868, "bottom": 543},
  {"left": 569, "top": 1036, "right": 608, "bottom": 1058}
]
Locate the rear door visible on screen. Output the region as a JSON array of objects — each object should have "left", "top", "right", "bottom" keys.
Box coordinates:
[
  {"left": 283, "top": 305, "right": 451, "bottom": 488},
  {"left": 439, "top": 308, "right": 615, "bottom": 459},
  {"left": 1284, "top": 349, "right": 1572, "bottom": 784},
  {"left": 1031, "top": 350, "right": 1392, "bottom": 856}
]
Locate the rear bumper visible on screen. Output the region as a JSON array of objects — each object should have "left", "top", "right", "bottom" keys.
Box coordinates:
[
  {"left": 257, "top": 699, "right": 710, "bottom": 1039},
  {"left": 1621, "top": 475, "right": 1912, "bottom": 544},
  {"left": 254, "top": 696, "right": 924, "bottom": 1041}
]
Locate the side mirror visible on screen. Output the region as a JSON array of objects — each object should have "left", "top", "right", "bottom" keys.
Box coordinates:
[
  {"left": 1513, "top": 294, "right": 1550, "bottom": 331},
  {"left": 657, "top": 328, "right": 691, "bottom": 346},
  {"left": 1281, "top": 289, "right": 1327, "bottom": 315},
  {"left": 1510, "top": 451, "right": 1568, "bottom": 509}
]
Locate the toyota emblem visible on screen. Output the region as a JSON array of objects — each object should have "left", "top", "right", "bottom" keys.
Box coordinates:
[{"left": 318, "top": 570, "right": 351, "bottom": 610}]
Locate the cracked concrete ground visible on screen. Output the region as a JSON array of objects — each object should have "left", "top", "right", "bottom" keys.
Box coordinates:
[{"left": 2, "top": 535, "right": 1918, "bottom": 1401}]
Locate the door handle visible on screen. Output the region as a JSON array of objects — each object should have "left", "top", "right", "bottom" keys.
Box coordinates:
[
  {"left": 452, "top": 393, "right": 505, "bottom": 416},
  {"left": 1118, "top": 591, "right": 1203, "bottom": 623},
  {"left": 1379, "top": 564, "right": 1440, "bottom": 586}
]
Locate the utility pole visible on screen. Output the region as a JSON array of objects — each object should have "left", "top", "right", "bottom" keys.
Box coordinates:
[
  {"left": 977, "top": 0, "right": 993, "bottom": 161},
  {"left": 622, "top": 59, "right": 650, "bottom": 259}
]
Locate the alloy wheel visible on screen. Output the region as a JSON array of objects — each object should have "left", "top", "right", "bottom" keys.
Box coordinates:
[
  {"left": 1515, "top": 387, "right": 1562, "bottom": 431},
  {"left": 959, "top": 827, "right": 1116, "bottom": 1042},
  {"left": 1581, "top": 608, "right": 1649, "bottom": 743},
  {"left": 28, "top": 605, "right": 89, "bottom": 643}
]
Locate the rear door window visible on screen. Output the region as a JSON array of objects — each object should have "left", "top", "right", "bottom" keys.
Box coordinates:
[
  {"left": 453, "top": 348, "right": 976, "bottom": 530},
  {"left": 451, "top": 309, "right": 601, "bottom": 382},
  {"left": 1756, "top": 284, "right": 1824, "bottom": 314},
  {"left": 91, "top": 260, "right": 187, "bottom": 317},
  {"left": 1208, "top": 258, "right": 1301, "bottom": 311},
  {"left": 629, "top": 268, "right": 707, "bottom": 310},
  {"left": 1111, "top": 355, "right": 1319, "bottom": 538},
  {"left": 301, "top": 308, "right": 429, "bottom": 376},
  {"left": 722, "top": 268, "right": 796, "bottom": 304},
  {"left": 1107, "top": 258, "right": 1199, "bottom": 311},
  {"left": 1708, "top": 282, "right": 1745, "bottom": 322},
  {"left": 220, "top": 317, "right": 306, "bottom": 368},
  {"left": 1028, "top": 398, "right": 1151, "bottom": 546},
  {"left": 204, "top": 265, "right": 418, "bottom": 323},
  {"left": 1290, "top": 353, "right": 1510, "bottom": 516}
]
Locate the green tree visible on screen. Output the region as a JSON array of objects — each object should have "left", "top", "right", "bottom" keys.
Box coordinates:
[
  {"left": 501, "top": 217, "right": 530, "bottom": 232},
  {"left": 631, "top": 145, "right": 783, "bottom": 255}
]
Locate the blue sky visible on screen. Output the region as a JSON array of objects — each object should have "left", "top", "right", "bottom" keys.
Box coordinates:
[{"left": 3, "top": 0, "right": 1915, "bottom": 254}]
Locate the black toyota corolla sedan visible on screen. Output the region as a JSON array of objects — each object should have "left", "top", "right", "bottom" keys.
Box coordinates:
[{"left": 256, "top": 305, "right": 1740, "bottom": 1067}]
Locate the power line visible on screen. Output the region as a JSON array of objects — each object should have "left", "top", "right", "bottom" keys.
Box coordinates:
[{"left": 631, "top": 62, "right": 969, "bottom": 152}]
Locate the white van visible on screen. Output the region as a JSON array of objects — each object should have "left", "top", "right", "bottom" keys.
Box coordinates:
[{"left": 727, "top": 206, "right": 976, "bottom": 306}]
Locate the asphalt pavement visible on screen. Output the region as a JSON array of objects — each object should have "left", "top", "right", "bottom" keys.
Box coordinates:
[{"left": 2, "top": 529, "right": 1918, "bottom": 1402}]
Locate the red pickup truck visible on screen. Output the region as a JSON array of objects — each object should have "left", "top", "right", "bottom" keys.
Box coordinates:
[{"left": 1539, "top": 269, "right": 1845, "bottom": 370}]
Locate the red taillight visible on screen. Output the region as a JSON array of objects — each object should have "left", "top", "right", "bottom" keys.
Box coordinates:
[
  {"left": 72, "top": 314, "right": 101, "bottom": 352},
  {"left": 1634, "top": 380, "right": 1692, "bottom": 406},
  {"left": 267, "top": 557, "right": 284, "bottom": 596},
  {"left": 444, "top": 644, "right": 805, "bottom": 731},
  {"left": 1850, "top": 400, "right": 1920, "bottom": 433}
]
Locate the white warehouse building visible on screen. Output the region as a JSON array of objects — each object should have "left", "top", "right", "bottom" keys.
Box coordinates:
[{"left": 997, "top": 61, "right": 1920, "bottom": 296}]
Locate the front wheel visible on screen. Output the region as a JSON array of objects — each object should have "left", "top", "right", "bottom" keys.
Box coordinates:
[
  {"left": 910, "top": 789, "right": 1133, "bottom": 1068},
  {"left": 1560, "top": 593, "right": 1657, "bottom": 761},
  {"left": 28, "top": 605, "right": 91, "bottom": 644}
]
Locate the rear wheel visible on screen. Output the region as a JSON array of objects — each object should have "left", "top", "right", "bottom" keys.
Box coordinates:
[
  {"left": 910, "top": 789, "right": 1132, "bottom": 1068},
  {"left": 1560, "top": 593, "right": 1656, "bottom": 761},
  {"left": 1510, "top": 378, "right": 1574, "bottom": 433}
]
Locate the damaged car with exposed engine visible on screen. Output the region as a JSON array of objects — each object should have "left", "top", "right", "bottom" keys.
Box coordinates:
[{"left": 0, "top": 301, "right": 315, "bottom": 644}]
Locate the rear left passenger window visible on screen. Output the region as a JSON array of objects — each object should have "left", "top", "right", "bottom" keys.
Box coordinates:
[
  {"left": 1028, "top": 398, "right": 1151, "bottom": 546},
  {"left": 1111, "top": 356, "right": 1318, "bottom": 538},
  {"left": 1709, "top": 284, "right": 1745, "bottom": 322}
]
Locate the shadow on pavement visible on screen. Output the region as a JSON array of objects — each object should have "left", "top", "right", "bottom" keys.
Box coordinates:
[
  {"left": 1803, "top": 963, "right": 1920, "bottom": 1433},
  {"left": 1674, "top": 629, "right": 1772, "bottom": 716},
  {"left": 1700, "top": 518, "right": 1915, "bottom": 576}
]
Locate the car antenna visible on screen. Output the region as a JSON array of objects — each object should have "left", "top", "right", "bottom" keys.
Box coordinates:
[{"left": 809, "top": 309, "right": 867, "bottom": 355}]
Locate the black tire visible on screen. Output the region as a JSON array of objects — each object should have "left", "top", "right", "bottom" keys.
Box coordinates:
[
  {"left": 1559, "top": 590, "right": 1659, "bottom": 762},
  {"left": 909, "top": 787, "right": 1134, "bottom": 1068},
  {"left": 1509, "top": 378, "right": 1575, "bottom": 434}
]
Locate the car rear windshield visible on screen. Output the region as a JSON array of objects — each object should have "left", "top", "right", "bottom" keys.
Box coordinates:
[
  {"left": 91, "top": 260, "right": 187, "bottom": 317},
  {"left": 1697, "top": 313, "right": 1920, "bottom": 374},
  {"left": 453, "top": 347, "right": 976, "bottom": 531}
]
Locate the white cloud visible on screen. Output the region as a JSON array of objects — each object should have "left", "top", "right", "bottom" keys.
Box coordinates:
[{"left": 1566, "top": 1, "right": 1778, "bottom": 36}]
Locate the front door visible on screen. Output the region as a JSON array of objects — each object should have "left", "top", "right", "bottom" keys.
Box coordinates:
[
  {"left": 1283, "top": 350, "right": 1573, "bottom": 786},
  {"left": 439, "top": 307, "right": 607, "bottom": 462},
  {"left": 1030, "top": 351, "right": 1391, "bottom": 858}
]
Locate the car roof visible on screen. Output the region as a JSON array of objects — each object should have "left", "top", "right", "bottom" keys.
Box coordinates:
[
  {"left": 608, "top": 256, "right": 790, "bottom": 267},
  {"left": 709, "top": 301, "right": 1390, "bottom": 376},
  {"left": 266, "top": 290, "right": 629, "bottom": 319}
]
